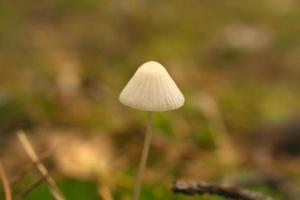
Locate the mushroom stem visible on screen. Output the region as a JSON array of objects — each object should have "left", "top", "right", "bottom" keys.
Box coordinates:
[{"left": 133, "top": 112, "right": 153, "bottom": 200}]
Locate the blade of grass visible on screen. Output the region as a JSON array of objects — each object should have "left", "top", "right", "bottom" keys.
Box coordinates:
[
  {"left": 0, "top": 160, "right": 12, "bottom": 200},
  {"left": 17, "top": 130, "right": 65, "bottom": 200}
]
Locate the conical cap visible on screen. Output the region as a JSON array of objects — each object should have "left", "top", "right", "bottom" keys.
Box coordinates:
[{"left": 119, "top": 61, "right": 185, "bottom": 112}]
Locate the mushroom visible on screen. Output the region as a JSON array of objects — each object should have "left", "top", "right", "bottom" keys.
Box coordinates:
[{"left": 119, "top": 61, "right": 185, "bottom": 200}]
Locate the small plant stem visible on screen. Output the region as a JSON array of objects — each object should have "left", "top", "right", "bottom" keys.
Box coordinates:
[
  {"left": 0, "top": 160, "right": 12, "bottom": 200},
  {"left": 20, "top": 176, "right": 46, "bottom": 198},
  {"left": 133, "top": 112, "right": 153, "bottom": 200},
  {"left": 17, "top": 131, "right": 65, "bottom": 200}
]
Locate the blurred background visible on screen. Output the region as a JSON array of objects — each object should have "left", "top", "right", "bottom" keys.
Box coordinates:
[{"left": 0, "top": 0, "right": 300, "bottom": 199}]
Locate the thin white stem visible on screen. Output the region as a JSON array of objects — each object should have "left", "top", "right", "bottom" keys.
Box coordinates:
[{"left": 133, "top": 112, "right": 153, "bottom": 200}]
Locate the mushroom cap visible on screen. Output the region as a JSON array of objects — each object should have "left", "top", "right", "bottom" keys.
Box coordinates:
[{"left": 119, "top": 61, "right": 185, "bottom": 112}]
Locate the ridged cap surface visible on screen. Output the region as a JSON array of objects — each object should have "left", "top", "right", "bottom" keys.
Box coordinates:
[{"left": 119, "top": 61, "right": 185, "bottom": 111}]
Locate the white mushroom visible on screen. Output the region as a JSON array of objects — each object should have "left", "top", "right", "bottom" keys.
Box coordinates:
[
  {"left": 119, "top": 61, "right": 184, "bottom": 111},
  {"left": 119, "top": 61, "right": 184, "bottom": 200}
]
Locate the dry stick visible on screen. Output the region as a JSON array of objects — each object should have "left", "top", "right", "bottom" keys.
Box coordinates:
[
  {"left": 173, "top": 181, "right": 273, "bottom": 200},
  {"left": 19, "top": 176, "right": 46, "bottom": 199},
  {"left": 133, "top": 112, "right": 153, "bottom": 200},
  {"left": 10, "top": 155, "right": 53, "bottom": 198},
  {"left": 10, "top": 152, "right": 51, "bottom": 187},
  {"left": 0, "top": 160, "right": 12, "bottom": 200},
  {"left": 17, "top": 131, "right": 65, "bottom": 200}
]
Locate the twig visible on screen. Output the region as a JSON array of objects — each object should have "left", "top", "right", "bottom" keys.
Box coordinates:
[
  {"left": 10, "top": 152, "right": 51, "bottom": 187},
  {"left": 172, "top": 181, "right": 273, "bottom": 200},
  {"left": 0, "top": 160, "right": 12, "bottom": 200},
  {"left": 228, "top": 172, "right": 300, "bottom": 200},
  {"left": 17, "top": 130, "right": 65, "bottom": 200},
  {"left": 20, "top": 176, "right": 46, "bottom": 198}
]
